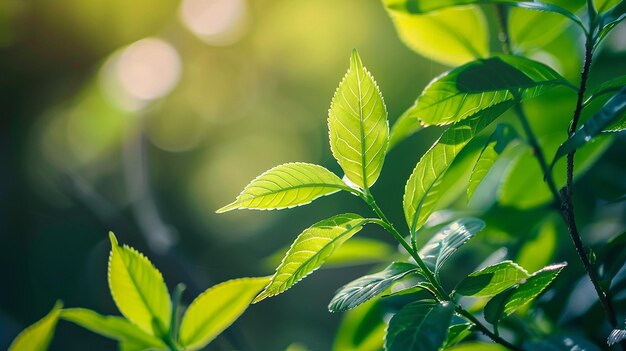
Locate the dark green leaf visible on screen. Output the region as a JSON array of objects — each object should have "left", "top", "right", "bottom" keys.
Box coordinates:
[
  {"left": 409, "top": 55, "right": 569, "bottom": 126},
  {"left": 384, "top": 300, "right": 454, "bottom": 351},
  {"left": 443, "top": 323, "right": 473, "bottom": 348},
  {"left": 484, "top": 287, "right": 515, "bottom": 325},
  {"left": 419, "top": 218, "right": 485, "bottom": 273},
  {"left": 403, "top": 102, "right": 513, "bottom": 234},
  {"left": 329, "top": 262, "right": 419, "bottom": 312},
  {"left": 599, "top": 1, "right": 626, "bottom": 38},
  {"left": 585, "top": 75, "right": 626, "bottom": 106},
  {"left": 525, "top": 335, "right": 601, "bottom": 350},
  {"left": 455, "top": 261, "right": 530, "bottom": 296},
  {"left": 468, "top": 124, "right": 517, "bottom": 201},
  {"left": 552, "top": 87, "right": 626, "bottom": 166}
]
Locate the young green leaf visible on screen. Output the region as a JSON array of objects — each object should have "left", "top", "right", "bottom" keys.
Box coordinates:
[
  {"left": 328, "top": 262, "right": 419, "bottom": 312},
  {"left": 408, "top": 55, "right": 569, "bottom": 126},
  {"left": 385, "top": 300, "right": 454, "bottom": 351},
  {"left": 419, "top": 218, "right": 485, "bottom": 274},
  {"left": 455, "top": 261, "right": 530, "bottom": 296},
  {"left": 328, "top": 50, "right": 388, "bottom": 190},
  {"left": 119, "top": 340, "right": 156, "bottom": 351},
  {"left": 403, "top": 102, "right": 513, "bottom": 234},
  {"left": 108, "top": 232, "right": 171, "bottom": 337},
  {"left": 551, "top": 87, "right": 626, "bottom": 166},
  {"left": 467, "top": 124, "right": 517, "bottom": 201},
  {"left": 179, "top": 277, "right": 269, "bottom": 351},
  {"left": 525, "top": 335, "right": 601, "bottom": 350},
  {"left": 446, "top": 342, "right": 508, "bottom": 351},
  {"left": 254, "top": 214, "right": 369, "bottom": 302},
  {"left": 61, "top": 309, "right": 165, "bottom": 348},
  {"left": 8, "top": 301, "right": 62, "bottom": 351},
  {"left": 217, "top": 163, "right": 350, "bottom": 212},
  {"left": 484, "top": 262, "right": 567, "bottom": 323}
]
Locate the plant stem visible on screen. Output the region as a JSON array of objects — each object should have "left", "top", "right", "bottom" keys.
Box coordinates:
[
  {"left": 360, "top": 191, "right": 522, "bottom": 351},
  {"left": 495, "top": 4, "right": 511, "bottom": 54},
  {"left": 164, "top": 283, "right": 186, "bottom": 351}
]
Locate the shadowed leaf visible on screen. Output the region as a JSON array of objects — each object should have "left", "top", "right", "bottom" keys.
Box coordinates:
[{"left": 385, "top": 300, "right": 454, "bottom": 351}]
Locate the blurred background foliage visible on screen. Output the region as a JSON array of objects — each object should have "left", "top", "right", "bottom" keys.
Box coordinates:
[{"left": 1, "top": 0, "right": 625, "bottom": 350}]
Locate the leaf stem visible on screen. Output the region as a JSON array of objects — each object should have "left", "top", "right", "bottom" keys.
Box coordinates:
[
  {"left": 164, "top": 283, "right": 186, "bottom": 351},
  {"left": 455, "top": 307, "right": 524, "bottom": 351}
]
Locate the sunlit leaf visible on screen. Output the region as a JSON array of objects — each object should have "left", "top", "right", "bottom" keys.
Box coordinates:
[
  {"left": 333, "top": 299, "right": 385, "bottom": 351},
  {"left": 217, "top": 163, "right": 350, "bottom": 212},
  {"left": 468, "top": 124, "right": 517, "bottom": 201},
  {"left": 108, "top": 232, "right": 171, "bottom": 336},
  {"left": 525, "top": 335, "right": 601, "bottom": 350},
  {"left": 408, "top": 55, "right": 569, "bottom": 126},
  {"left": 382, "top": 3, "right": 488, "bottom": 66},
  {"left": 328, "top": 262, "right": 419, "bottom": 312},
  {"left": 385, "top": 300, "right": 454, "bottom": 351},
  {"left": 328, "top": 49, "right": 388, "bottom": 190},
  {"left": 179, "top": 277, "right": 269, "bottom": 351},
  {"left": 403, "top": 102, "right": 513, "bottom": 234},
  {"left": 446, "top": 342, "right": 508, "bottom": 351},
  {"left": 61, "top": 309, "right": 165, "bottom": 348},
  {"left": 455, "top": 261, "right": 530, "bottom": 296},
  {"left": 419, "top": 218, "right": 485, "bottom": 274},
  {"left": 552, "top": 87, "right": 626, "bottom": 166},
  {"left": 484, "top": 262, "right": 567, "bottom": 323},
  {"left": 8, "top": 301, "right": 62, "bottom": 351},
  {"left": 254, "top": 214, "right": 368, "bottom": 302},
  {"left": 388, "top": 108, "right": 422, "bottom": 151}
]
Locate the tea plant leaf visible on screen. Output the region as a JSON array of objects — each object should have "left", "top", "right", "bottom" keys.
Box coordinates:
[
  {"left": 409, "top": 55, "right": 569, "bottom": 126},
  {"left": 384, "top": 300, "right": 454, "bottom": 351},
  {"left": 217, "top": 163, "right": 350, "bottom": 212},
  {"left": 328, "top": 49, "right": 388, "bottom": 190},
  {"left": 8, "top": 301, "right": 62, "bottom": 351},
  {"left": 108, "top": 232, "right": 171, "bottom": 337},
  {"left": 443, "top": 323, "right": 473, "bottom": 348},
  {"left": 609, "top": 326, "right": 626, "bottom": 346},
  {"left": 484, "top": 262, "right": 567, "bottom": 323},
  {"left": 455, "top": 261, "right": 530, "bottom": 296},
  {"left": 446, "top": 342, "right": 508, "bottom": 351},
  {"left": 585, "top": 75, "right": 626, "bottom": 106},
  {"left": 254, "top": 214, "right": 368, "bottom": 302},
  {"left": 403, "top": 102, "right": 513, "bottom": 234},
  {"left": 328, "top": 262, "right": 419, "bottom": 312},
  {"left": 468, "top": 124, "right": 517, "bottom": 201},
  {"left": 382, "top": 3, "right": 488, "bottom": 66},
  {"left": 526, "top": 335, "right": 601, "bottom": 350},
  {"left": 61, "top": 308, "right": 165, "bottom": 348},
  {"left": 552, "top": 87, "right": 626, "bottom": 166},
  {"left": 119, "top": 340, "right": 155, "bottom": 351},
  {"left": 419, "top": 218, "right": 485, "bottom": 273},
  {"left": 388, "top": 108, "right": 422, "bottom": 151},
  {"left": 179, "top": 277, "right": 269, "bottom": 351},
  {"left": 599, "top": 1, "right": 626, "bottom": 38}
]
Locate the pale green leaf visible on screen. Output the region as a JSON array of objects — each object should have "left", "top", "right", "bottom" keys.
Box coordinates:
[
  {"left": 254, "top": 214, "right": 368, "bottom": 302},
  {"left": 446, "top": 342, "right": 508, "bottom": 351},
  {"left": 419, "top": 218, "right": 485, "bottom": 274},
  {"left": 383, "top": 4, "right": 488, "bottom": 66},
  {"left": 8, "top": 301, "right": 62, "bottom": 351},
  {"left": 467, "top": 124, "right": 517, "bottom": 201},
  {"left": 552, "top": 87, "right": 626, "bottom": 165},
  {"left": 60, "top": 308, "right": 165, "bottom": 348},
  {"left": 108, "top": 232, "right": 171, "bottom": 337},
  {"left": 409, "top": 55, "right": 569, "bottom": 126},
  {"left": 484, "top": 262, "right": 567, "bottom": 323},
  {"left": 217, "top": 163, "right": 349, "bottom": 212},
  {"left": 455, "top": 261, "right": 530, "bottom": 296},
  {"left": 328, "top": 262, "right": 419, "bottom": 312},
  {"left": 179, "top": 277, "right": 269, "bottom": 351},
  {"left": 403, "top": 102, "right": 513, "bottom": 234},
  {"left": 385, "top": 300, "right": 454, "bottom": 351},
  {"left": 388, "top": 108, "right": 423, "bottom": 151},
  {"left": 332, "top": 299, "right": 386, "bottom": 351},
  {"left": 328, "top": 50, "right": 389, "bottom": 190}
]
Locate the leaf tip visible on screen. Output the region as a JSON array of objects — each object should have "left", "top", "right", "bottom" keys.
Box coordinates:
[
  {"left": 108, "top": 232, "right": 118, "bottom": 247},
  {"left": 350, "top": 48, "right": 362, "bottom": 71},
  {"left": 215, "top": 203, "right": 237, "bottom": 213}
]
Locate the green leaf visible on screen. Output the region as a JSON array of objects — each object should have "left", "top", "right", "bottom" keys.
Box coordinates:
[
  {"left": 595, "top": 0, "right": 621, "bottom": 13},
  {"left": 254, "top": 214, "right": 368, "bottom": 302},
  {"left": 418, "top": 218, "right": 485, "bottom": 274},
  {"left": 328, "top": 262, "right": 419, "bottom": 312},
  {"left": 467, "top": 124, "right": 517, "bottom": 201},
  {"left": 599, "top": 1, "right": 626, "bottom": 31},
  {"left": 484, "top": 262, "right": 567, "bottom": 323},
  {"left": 328, "top": 49, "right": 389, "bottom": 190},
  {"left": 108, "top": 232, "right": 171, "bottom": 337},
  {"left": 443, "top": 323, "right": 473, "bottom": 348},
  {"left": 525, "top": 335, "right": 601, "bottom": 350},
  {"left": 552, "top": 87, "right": 626, "bottom": 166},
  {"left": 446, "top": 342, "right": 508, "bottom": 351},
  {"left": 332, "top": 299, "right": 386, "bottom": 351},
  {"left": 264, "top": 238, "right": 395, "bottom": 270},
  {"left": 384, "top": 300, "right": 454, "bottom": 351},
  {"left": 409, "top": 55, "right": 569, "bottom": 126},
  {"left": 455, "top": 261, "right": 530, "bottom": 296},
  {"left": 585, "top": 75, "right": 626, "bottom": 106},
  {"left": 60, "top": 309, "right": 165, "bottom": 348},
  {"left": 609, "top": 327, "right": 626, "bottom": 347},
  {"left": 403, "top": 102, "right": 513, "bottom": 234},
  {"left": 8, "top": 301, "right": 62, "bottom": 351},
  {"left": 216, "top": 163, "right": 350, "bottom": 212},
  {"left": 119, "top": 340, "right": 156, "bottom": 351},
  {"left": 382, "top": 3, "right": 489, "bottom": 66},
  {"left": 179, "top": 277, "right": 269, "bottom": 351},
  {"left": 388, "top": 108, "right": 423, "bottom": 151}
]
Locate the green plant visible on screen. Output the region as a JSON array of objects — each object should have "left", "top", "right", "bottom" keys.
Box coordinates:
[{"left": 8, "top": 0, "right": 626, "bottom": 350}]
